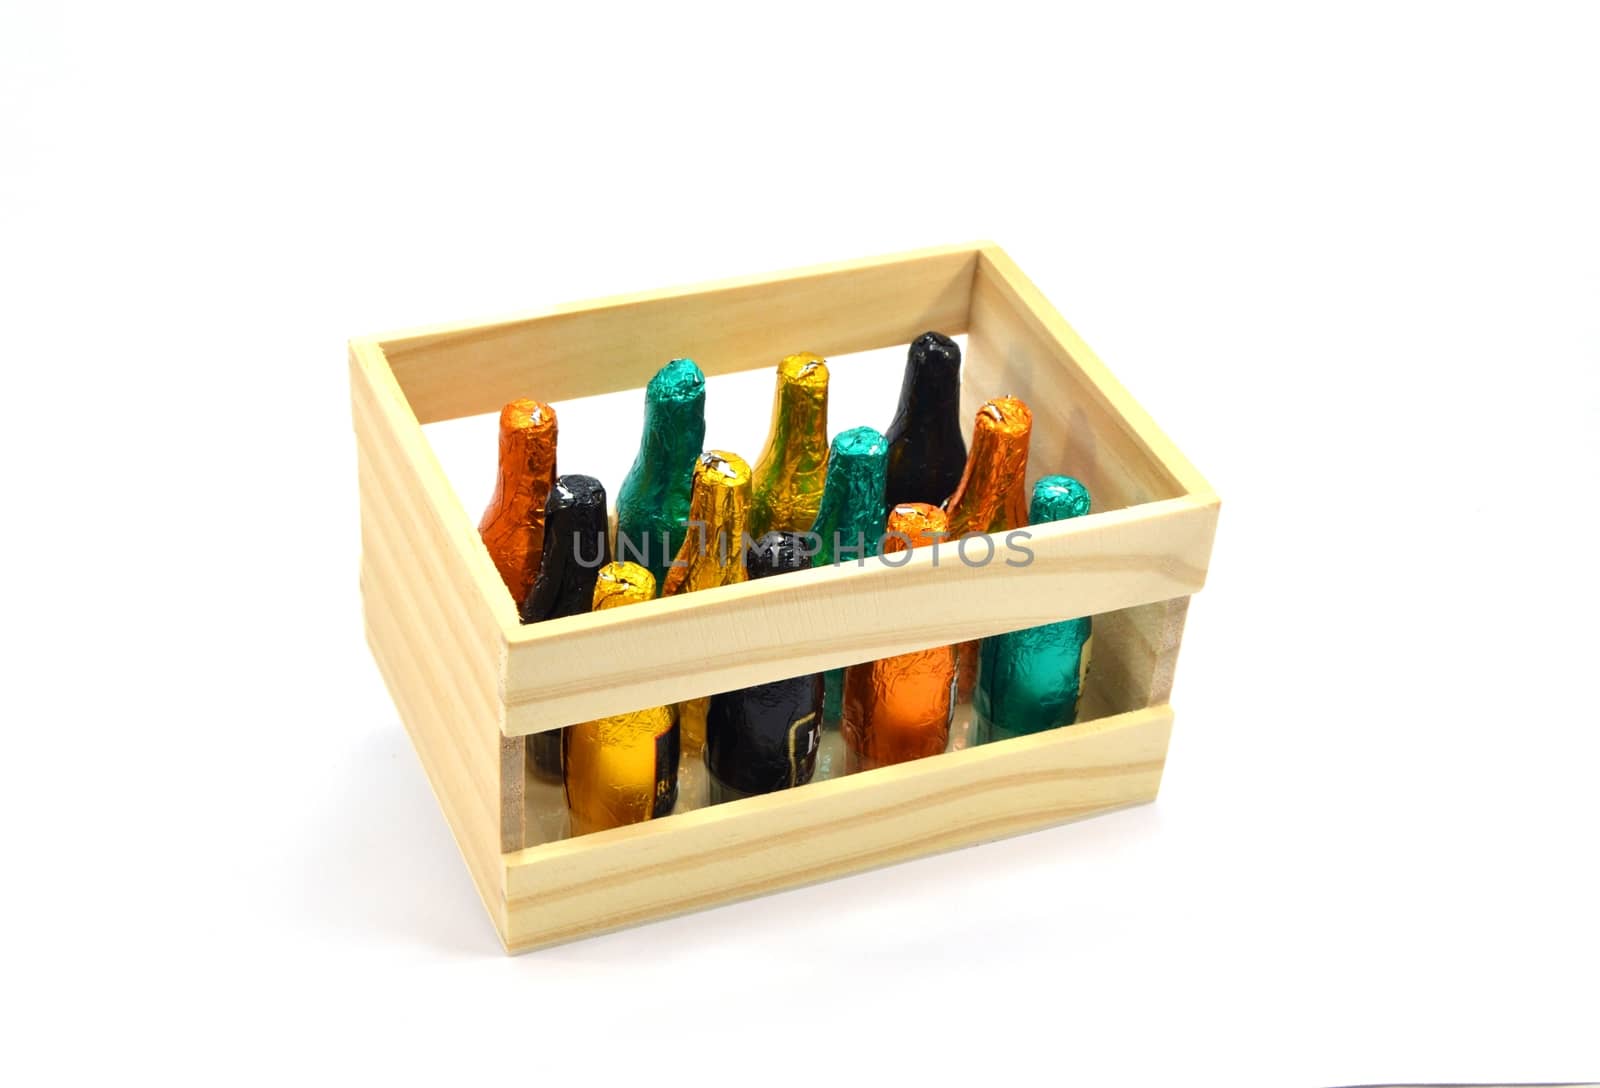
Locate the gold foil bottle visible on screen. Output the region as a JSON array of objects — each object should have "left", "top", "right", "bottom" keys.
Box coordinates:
[
  {"left": 563, "top": 563, "right": 680, "bottom": 835},
  {"left": 943, "top": 396, "right": 1033, "bottom": 701},
  {"left": 841, "top": 503, "right": 957, "bottom": 771},
  {"left": 662, "top": 450, "right": 752, "bottom": 751},
  {"left": 750, "top": 353, "right": 829, "bottom": 538},
  {"left": 478, "top": 399, "right": 557, "bottom": 604}
]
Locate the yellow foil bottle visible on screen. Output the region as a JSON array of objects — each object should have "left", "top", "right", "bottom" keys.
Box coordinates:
[
  {"left": 750, "top": 353, "right": 830, "bottom": 538},
  {"left": 563, "top": 563, "right": 680, "bottom": 836},
  {"left": 662, "top": 451, "right": 753, "bottom": 752},
  {"left": 478, "top": 399, "right": 558, "bottom": 605},
  {"left": 943, "top": 396, "right": 1033, "bottom": 701}
]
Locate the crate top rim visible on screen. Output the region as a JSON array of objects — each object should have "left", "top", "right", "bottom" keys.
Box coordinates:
[
  {"left": 350, "top": 241, "right": 1219, "bottom": 652},
  {"left": 356, "top": 240, "right": 996, "bottom": 353}
]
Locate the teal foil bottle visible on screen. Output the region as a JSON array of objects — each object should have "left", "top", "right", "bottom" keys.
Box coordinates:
[
  {"left": 807, "top": 426, "right": 889, "bottom": 724},
  {"left": 615, "top": 359, "right": 707, "bottom": 592},
  {"left": 973, "top": 476, "right": 1093, "bottom": 744}
]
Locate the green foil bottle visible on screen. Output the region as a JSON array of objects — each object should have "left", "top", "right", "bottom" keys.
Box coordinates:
[
  {"left": 807, "top": 426, "right": 889, "bottom": 723},
  {"left": 973, "top": 476, "right": 1093, "bottom": 744},
  {"left": 614, "top": 359, "right": 707, "bottom": 593}
]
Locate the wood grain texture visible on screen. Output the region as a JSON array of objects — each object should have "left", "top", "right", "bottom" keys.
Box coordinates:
[
  {"left": 500, "top": 704, "right": 1173, "bottom": 953},
  {"left": 502, "top": 493, "right": 1217, "bottom": 736},
  {"left": 377, "top": 243, "right": 983, "bottom": 424},
  {"left": 1077, "top": 597, "right": 1192, "bottom": 724},
  {"left": 351, "top": 340, "right": 524, "bottom": 853},
  {"left": 348, "top": 243, "right": 1219, "bottom": 953},
  {"left": 966, "top": 245, "right": 1215, "bottom": 512}
]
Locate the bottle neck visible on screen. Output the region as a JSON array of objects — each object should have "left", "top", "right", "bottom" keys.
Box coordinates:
[
  {"left": 767, "top": 384, "right": 829, "bottom": 468},
  {"left": 945, "top": 425, "right": 1030, "bottom": 536}
]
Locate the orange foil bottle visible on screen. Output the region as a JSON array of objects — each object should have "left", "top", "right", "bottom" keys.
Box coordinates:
[
  {"left": 943, "top": 396, "right": 1032, "bottom": 700},
  {"left": 563, "top": 562, "right": 680, "bottom": 835},
  {"left": 477, "top": 399, "right": 558, "bottom": 604},
  {"left": 841, "top": 503, "right": 957, "bottom": 771},
  {"left": 662, "top": 450, "right": 752, "bottom": 752}
]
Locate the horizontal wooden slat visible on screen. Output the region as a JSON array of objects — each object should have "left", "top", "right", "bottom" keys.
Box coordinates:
[
  {"left": 376, "top": 243, "right": 983, "bottom": 422},
  {"left": 501, "top": 704, "right": 1172, "bottom": 953},
  {"left": 502, "top": 493, "right": 1218, "bottom": 735}
]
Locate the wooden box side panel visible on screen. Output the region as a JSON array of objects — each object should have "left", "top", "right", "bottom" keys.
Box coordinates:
[
  {"left": 966, "top": 246, "right": 1215, "bottom": 513},
  {"left": 351, "top": 341, "right": 523, "bottom": 868},
  {"left": 377, "top": 243, "right": 984, "bottom": 424},
  {"left": 501, "top": 705, "right": 1173, "bottom": 953},
  {"left": 502, "top": 494, "right": 1218, "bottom": 736},
  {"left": 1076, "top": 596, "right": 1191, "bottom": 723}
]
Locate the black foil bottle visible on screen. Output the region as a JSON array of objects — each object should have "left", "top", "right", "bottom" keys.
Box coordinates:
[
  {"left": 883, "top": 331, "right": 967, "bottom": 511},
  {"left": 520, "top": 474, "right": 612, "bottom": 780},
  {"left": 704, "top": 531, "right": 825, "bottom": 804}
]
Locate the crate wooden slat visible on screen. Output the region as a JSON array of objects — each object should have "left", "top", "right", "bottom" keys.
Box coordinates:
[{"left": 350, "top": 242, "right": 1219, "bottom": 952}]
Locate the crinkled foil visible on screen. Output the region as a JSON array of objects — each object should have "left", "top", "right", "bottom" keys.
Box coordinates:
[
  {"left": 662, "top": 451, "right": 753, "bottom": 751},
  {"left": 974, "top": 476, "right": 1095, "bottom": 742},
  {"left": 751, "top": 353, "right": 830, "bottom": 537},
  {"left": 885, "top": 331, "right": 968, "bottom": 511},
  {"left": 615, "top": 359, "right": 707, "bottom": 593},
  {"left": 943, "top": 397, "right": 1034, "bottom": 701},
  {"left": 841, "top": 504, "right": 956, "bottom": 770},
  {"left": 810, "top": 426, "right": 890, "bottom": 723},
  {"left": 705, "top": 532, "right": 825, "bottom": 802},
  {"left": 564, "top": 563, "right": 681, "bottom": 835},
  {"left": 478, "top": 399, "right": 557, "bottom": 604}
]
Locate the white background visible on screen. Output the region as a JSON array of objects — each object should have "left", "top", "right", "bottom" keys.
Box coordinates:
[{"left": 3, "top": 2, "right": 1597, "bottom": 1084}]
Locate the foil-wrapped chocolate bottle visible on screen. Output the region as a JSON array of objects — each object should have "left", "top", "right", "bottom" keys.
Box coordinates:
[
  {"left": 943, "top": 396, "right": 1033, "bottom": 701},
  {"left": 750, "top": 352, "right": 829, "bottom": 538},
  {"left": 884, "top": 332, "right": 967, "bottom": 511},
  {"left": 662, "top": 450, "right": 752, "bottom": 752},
  {"left": 478, "top": 398, "right": 558, "bottom": 605},
  {"left": 807, "top": 426, "right": 889, "bottom": 724},
  {"left": 705, "top": 532, "right": 824, "bottom": 804},
  {"left": 615, "top": 358, "right": 707, "bottom": 593},
  {"left": 974, "top": 476, "right": 1094, "bottom": 744},
  {"left": 520, "top": 474, "right": 612, "bottom": 779},
  {"left": 841, "top": 503, "right": 957, "bottom": 771},
  {"left": 563, "top": 562, "right": 680, "bottom": 834}
]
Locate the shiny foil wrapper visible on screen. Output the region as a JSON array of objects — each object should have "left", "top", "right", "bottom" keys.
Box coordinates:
[
  {"left": 943, "top": 396, "right": 1034, "bottom": 700},
  {"left": 751, "top": 353, "right": 830, "bottom": 538},
  {"left": 662, "top": 451, "right": 753, "bottom": 751},
  {"left": 841, "top": 504, "right": 956, "bottom": 771},
  {"left": 884, "top": 331, "right": 967, "bottom": 511},
  {"left": 706, "top": 532, "right": 824, "bottom": 802},
  {"left": 615, "top": 358, "right": 707, "bottom": 593},
  {"left": 478, "top": 399, "right": 557, "bottom": 605},
  {"left": 808, "top": 426, "right": 890, "bottom": 722},
  {"left": 522, "top": 474, "right": 612, "bottom": 779},
  {"left": 564, "top": 562, "right": 681, "bottom": 834},
  {"left": 975, "top": 476, "right": 1094, "bottom": 742}
]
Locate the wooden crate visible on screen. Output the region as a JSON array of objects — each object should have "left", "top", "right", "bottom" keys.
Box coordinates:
[{"left": 350, "top": 242, "right": 1219, "bottom": 952}]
